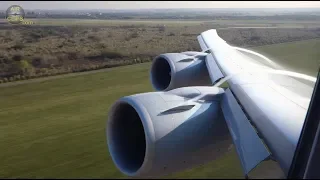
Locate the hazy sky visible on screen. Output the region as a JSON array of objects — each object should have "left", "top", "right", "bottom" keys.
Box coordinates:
[{"left": 0, "top": 1, "right": 320, "bottom": 10}]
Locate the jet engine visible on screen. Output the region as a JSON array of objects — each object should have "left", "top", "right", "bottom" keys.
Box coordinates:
[
  {"left": 150, "top": 51, "right": 212, "bottom": 91},
  {"left": 107, "top": 86, "right": 233, "bottom": 177}
]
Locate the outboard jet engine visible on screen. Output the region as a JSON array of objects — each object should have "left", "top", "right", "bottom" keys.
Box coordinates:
[{"left": 150, "top": 52, "right": 212, "bottom": 91}]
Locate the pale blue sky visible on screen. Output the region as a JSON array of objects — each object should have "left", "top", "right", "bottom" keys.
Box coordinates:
[{"left": 0, "top": 1, "right": 320, "bottom": 10}]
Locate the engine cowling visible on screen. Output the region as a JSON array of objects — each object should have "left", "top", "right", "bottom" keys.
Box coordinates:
[
  {"left": 150, "top": 52, "right": 212, "bottom": 91},
  {"left": 106, "top": 86, "right": 233, "bottom": 177}
]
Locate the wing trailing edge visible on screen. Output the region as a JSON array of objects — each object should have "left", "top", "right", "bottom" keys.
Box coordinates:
[
  {"left": 221, "top": 88, "right": 271, "bottom": 175},
  {"left": 197, "top": 35, "right": 224, "bottom": 84}
]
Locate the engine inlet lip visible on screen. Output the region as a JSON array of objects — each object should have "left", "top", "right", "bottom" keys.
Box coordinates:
[
  {"left": 150, "top": 55, "right": 176, "bottom": 91},
  {"left": 106, "top": 96, "right": 156, "bottom": 177}
]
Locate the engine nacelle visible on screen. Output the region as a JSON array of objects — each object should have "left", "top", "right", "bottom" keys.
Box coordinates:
[
  {"left": 150, "top": 52, "right": 212, "bottom": 91},
  {"left": 106, "top": 86, "right": 232, "bottom": 177}
]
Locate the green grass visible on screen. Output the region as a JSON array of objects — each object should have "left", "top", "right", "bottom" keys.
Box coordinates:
[
  {"left": 0, "top": 39, "right": 319, "bottom": 178},
  {"left": 252, "top": 38, "right": 320, "bottom": 77},
  {"left": 0, "top": 63, "right": 243, "bottom": 179}
]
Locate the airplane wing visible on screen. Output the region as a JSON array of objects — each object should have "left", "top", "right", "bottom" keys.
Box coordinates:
[
  {"left": 105, "top": 29, "right": 316, "bottom": 178},
  {"left": 198, "top": 29, "right": 315, "bottom": 176}
]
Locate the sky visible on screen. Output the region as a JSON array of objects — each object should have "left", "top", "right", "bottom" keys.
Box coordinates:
[{"left": 0, "top": 1, "right": 320, "bottom": 10}]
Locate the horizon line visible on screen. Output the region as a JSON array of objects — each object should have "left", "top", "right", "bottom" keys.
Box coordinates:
[{"left": 1, "top": 7, "right": 320, "bottom": 11}]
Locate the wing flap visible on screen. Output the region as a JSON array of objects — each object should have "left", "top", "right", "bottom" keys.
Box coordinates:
[
  {"left": 197, "top": 35, "right": 224, "bottom": 83},
  {"left": 221, "top": 88, "right": 271, "bottom": 175},
  {"left": 205, "top": 53, "right": 224, "bottom": 84},
  {"left": 197, "top": 35, "right": 208, "bottom": 51}
]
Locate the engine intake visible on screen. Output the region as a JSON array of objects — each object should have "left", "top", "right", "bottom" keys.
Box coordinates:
[{"left": 107, "top": 101, "right": 146, "bottom": 174}]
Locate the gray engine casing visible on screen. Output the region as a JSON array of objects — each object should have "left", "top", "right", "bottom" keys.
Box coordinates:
[
  {"left": 106, "top": 86, "right": 233, "bottom": 177},
  {"left": 150, "top": 52, "right": 212, "bottom": 91}
]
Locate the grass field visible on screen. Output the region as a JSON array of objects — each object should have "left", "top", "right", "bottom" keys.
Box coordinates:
[
  {"left": 251, "top": 38, "right": 320, "bottom": 77},
  {"left": 1, "top": 18, "right": 319, "bottom": 82},
  {"left": 0, "top": 39, "right": 319, "bottom": 178}
]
